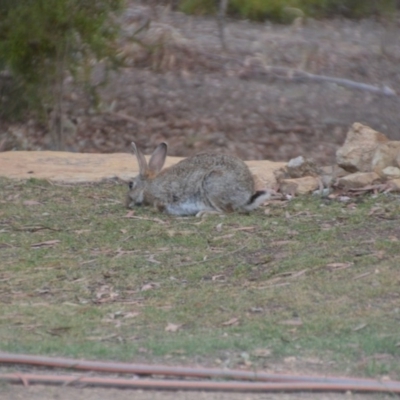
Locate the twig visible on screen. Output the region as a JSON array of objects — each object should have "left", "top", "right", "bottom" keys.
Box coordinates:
[
  {"left": 217, "top": 0, "right": 229, "bottom": 50},
  {"left": 124, "top": 213, "right": 166, "bottom": 224},
  {"left": 178, "top": 245, "right": 246, "bottom": 267}
]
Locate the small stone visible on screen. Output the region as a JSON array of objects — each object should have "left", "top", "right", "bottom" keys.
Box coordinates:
[
  {"left": 280, "top": 176, "right": 320, "bottom": 195},
  {"left": 286, "top": 156, "right": 320, "bottom": 178},
  {"left": 381, "top": 166, "right": 400, "bottom": 179},
  {"left": 372, "top": 141, "right": 400, "bottom": 176}
]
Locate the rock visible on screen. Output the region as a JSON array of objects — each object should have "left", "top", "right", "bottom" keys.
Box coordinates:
[
  {"left": 279, "top": 176, "right": 320, "bottom": 195},
  {"left": 286, "top": 156, "right": 320, "bottom": 178},
  {"left": 336, "top": 172, "right": 381, "bottom": 190},
  {"left": 371, "top": 141, "right": 400, "bottom": 176},
  {"left": 246, "top": 160, "right": 286, "bottom": 188},
  {"left": 381, "top": 166, "right": 400, "bottom": 180},
  {"left": 336, "top": 123, "right": 388, "bottom": 173}
]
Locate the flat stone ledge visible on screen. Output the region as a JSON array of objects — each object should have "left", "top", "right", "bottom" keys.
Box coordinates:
[{"left": 0, "top": 151, "right": 285, "bottom": 187}]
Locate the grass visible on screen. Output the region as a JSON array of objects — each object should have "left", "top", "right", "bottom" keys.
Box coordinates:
[{"left": 0, "top": 177, "right": 400, "bottom": 378}]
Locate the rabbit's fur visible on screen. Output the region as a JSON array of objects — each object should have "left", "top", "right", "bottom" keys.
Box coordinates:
[{"left": 126, "top": 142, "right": 271, "bottom": 216}]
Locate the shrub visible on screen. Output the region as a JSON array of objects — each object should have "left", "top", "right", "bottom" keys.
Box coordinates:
[
  {"left": 178, "top": 0, "right": 398, "bottom": 21},
  {"left": 0, "top": 0, "right": 124, "bottom": 147}
]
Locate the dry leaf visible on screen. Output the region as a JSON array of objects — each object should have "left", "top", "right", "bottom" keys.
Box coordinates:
[
  {"left": 120, "top": 229, "right": 128, "bottom": 234},
  {"left": 374, "top": 250, "right": 386, "bottom": 260},
  {"left": 23, "top": 200, "right": 42, "bottom": 206},
  {"left": 215, "top": 223, "right": 223, "bottom": 232},
  {"left": 270, "top": 240, "right": 294, "bottom": 246},
  {"left": 353, "top": 323, "right": 367, "bottom": 331},
  {"left": 253, "top": 348, "right": 271, "bottom": 358},
  {"left": 125, "top": 213, "right": 165, "bottom": 224},
  {"left": 95, "top": 285, "right": 119, "bottom": 302},
  {"left": 141, "top": 282, "right": 160, "bottom": 291},
  {"left": 320, "top": 223, "right": 333, "bottom": 230},
  {"left": 280, "top": 318, "right": 303, "bottom": 326},
  {"left": 31, "top": 240, "right": 60, "bottom": 248},
  {"left": 165, "top": 323, "right": 182, "bottom": 332},
  {"left": 147, "top": 255, "right": 161, "bottom": 264},
  {"left": 290, "top": 269, "right": 308, "bottom": 278},
  {"left": 214, "top": 234, "right": 234, "bottom": 240},
  {"left": 222, "top": 317, "right": 239, "bottom": 326},
  {"left": 87, "top": 334, "right": 119, "bottom": 341},
  {"left": 326, "top": 262, "right": 353, "bottom": 270},
  {"left": 232, "top": 226, "right": 256, "bottom": 232},
  {"left": 123, "top": 312, "right": 140, "bottom": 319},
  {"left": 353, "top": 272, "right": 372, "bottom": 280},
  {"left": 75, "top": 229, "right": 91, "bottom": 235}
]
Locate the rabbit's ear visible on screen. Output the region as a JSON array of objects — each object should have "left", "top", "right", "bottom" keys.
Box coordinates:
[
  {"left": 148, "top": 142, "right": 168, "bottom": 174},
  {"left": 131, "top": 142, "right": 148, "bottom": 175}
]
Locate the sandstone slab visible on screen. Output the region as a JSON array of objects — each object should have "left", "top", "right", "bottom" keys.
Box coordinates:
[
  {"left": 336, "top": 172, "right": 381, "bottom": 190},
  {"left": 0, "top": 151, "right": 285, "bottom": 187}
]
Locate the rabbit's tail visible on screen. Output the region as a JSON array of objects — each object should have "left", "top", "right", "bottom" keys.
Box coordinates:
[{"left": 242, "top": 190, "right": 271, "bottom": 211}]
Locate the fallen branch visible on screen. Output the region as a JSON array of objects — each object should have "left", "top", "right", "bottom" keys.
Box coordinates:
[{"left": 239, "top": 64, "right": 397, "bottom": 97}]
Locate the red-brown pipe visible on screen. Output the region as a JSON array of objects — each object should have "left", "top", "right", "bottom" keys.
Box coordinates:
[
  {"left": 1, "top": 352, "right": 400, "bottom": 393},
  {"left": 2, "top": 373, "right": 400, "bottom": 393},
  {"left": 0, "top": 352, "right": 389, "bottom": 385}
]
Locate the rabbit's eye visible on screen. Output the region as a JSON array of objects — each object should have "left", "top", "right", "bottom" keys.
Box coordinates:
[{"left": 128, "top": 181, "right": 134, "bottom": 190}]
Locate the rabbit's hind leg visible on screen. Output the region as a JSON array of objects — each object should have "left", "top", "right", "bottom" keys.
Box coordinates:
[{"left": 203, "top": 169, "right": 250, "bottom": 213}]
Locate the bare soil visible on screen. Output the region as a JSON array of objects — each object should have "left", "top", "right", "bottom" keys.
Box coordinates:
[
  {"left": 0, "top": 384, "right": 393, "bottom": 400},
  {"left": 2, "top": 3, "right": 400, "bottom": 165}
]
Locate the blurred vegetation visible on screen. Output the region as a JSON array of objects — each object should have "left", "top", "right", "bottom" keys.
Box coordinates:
[
  {"left": 178, "top": 0, "right": 398, "bottom": 22},
  {"left": 0, "top": 0, "right": 124, "bottom": 146}
]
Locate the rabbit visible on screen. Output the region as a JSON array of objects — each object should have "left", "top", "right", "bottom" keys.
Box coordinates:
[{"left": 126, "top": 142, "right": 271, "bottom": 216}]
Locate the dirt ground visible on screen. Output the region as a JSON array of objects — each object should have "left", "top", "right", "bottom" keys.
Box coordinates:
[
  {"left": 0, "top": 385, "right": 394, "bottom": 400},
  {"left": 2, "top": 3, "right": 400, "bottom": 165}
]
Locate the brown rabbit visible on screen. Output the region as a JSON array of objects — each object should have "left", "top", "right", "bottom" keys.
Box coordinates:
[{"left": 126, "top": 142, "right": 271, "bottom": 216}]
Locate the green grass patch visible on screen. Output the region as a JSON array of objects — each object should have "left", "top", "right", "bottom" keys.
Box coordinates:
[{"left": 0, "top": 177, "right": 400, "bottom": 377}]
